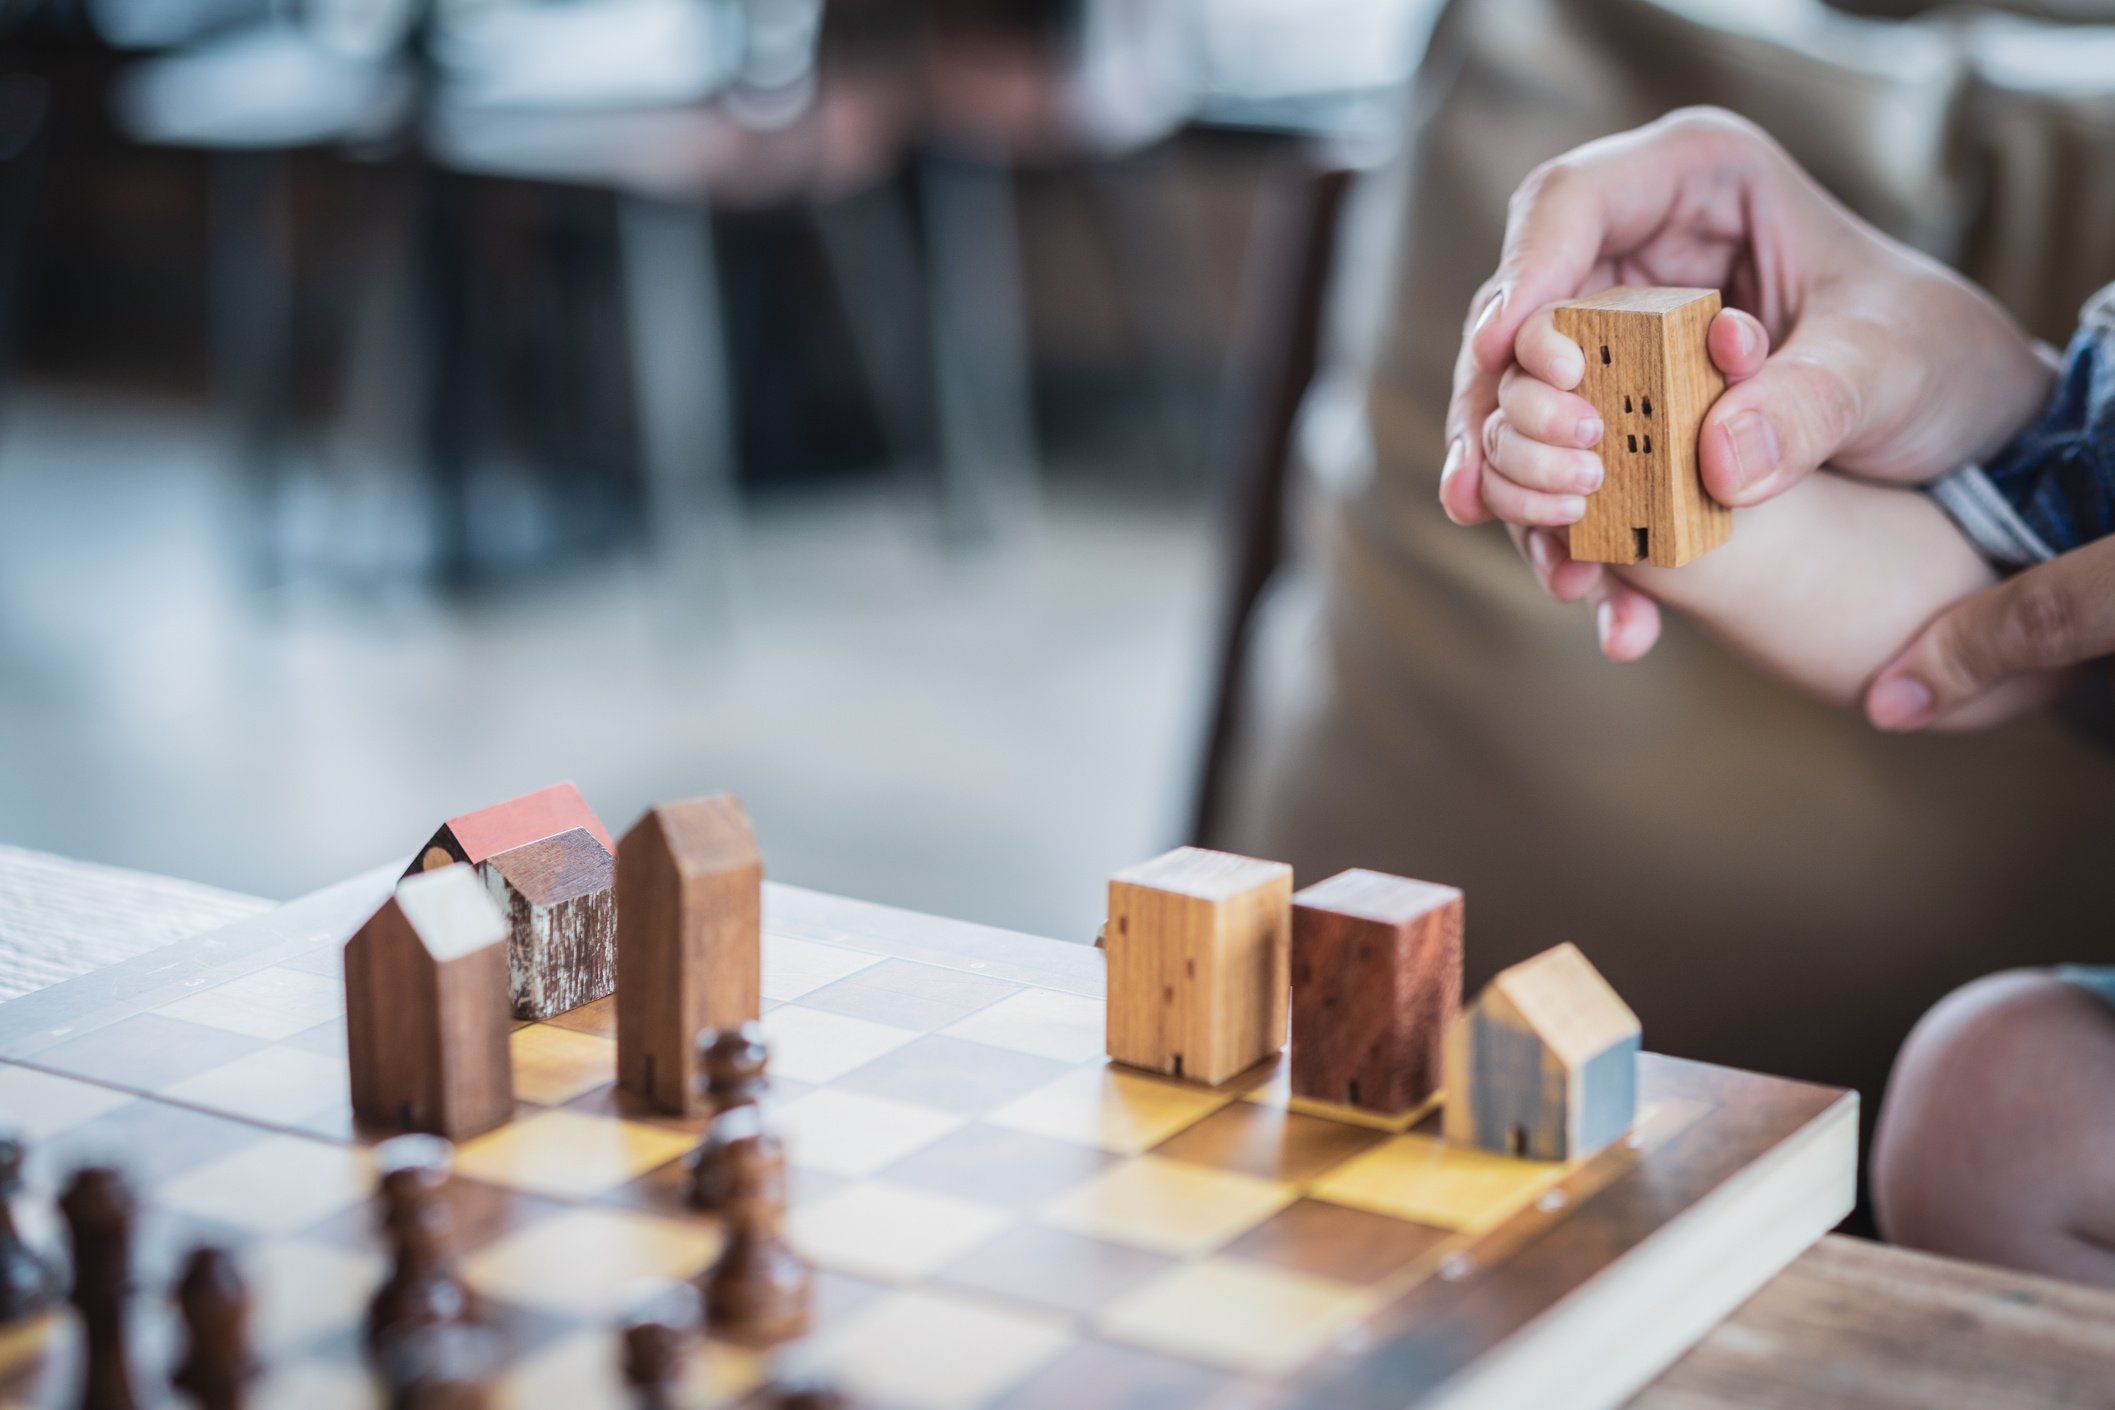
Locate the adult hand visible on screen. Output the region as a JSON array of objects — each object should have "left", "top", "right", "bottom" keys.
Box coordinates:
[
  {"left": 1865, "top": 538, "right": 2115, "bottom": 731},
  {"left": 1442, "top": 107, "right": 2055, "bottom": 661}
]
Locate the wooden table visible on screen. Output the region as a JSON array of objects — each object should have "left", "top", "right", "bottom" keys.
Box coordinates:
[{"left": 3, "top": 848, "right": 2114, "bottom": 1409}]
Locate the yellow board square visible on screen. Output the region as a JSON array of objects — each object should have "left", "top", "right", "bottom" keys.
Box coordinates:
[
  {"left": 1099, "top": 1257, "right": 1371, "bottom": 1377},
  {"left": 509, "top": 1024, "right": 618, "bottom": 1106},
  {"left": 985, "top": 1065, "right": 1232, "bottom": 1155},
  {"left": 790, "top": 1182, "right": 1012, "bottom": 1281},
  {"left": 455, "top": 1111, "right": 696, "bottom": 1200},
  {"left": 771, "top": 1089, "right": 965, "bottom": 1178},
  {"left": 1309, "top": 1132, "right": 1566, "bottom": 1234},
  {"left": 1037, "top": 1156, "right": 1295, "bottom": 1257},
  {"left": 499, "top": 1328, "right": 763, "bottom": 1410},
  {"left": 762, "top": 1005, "right": 921, "bottom": 1084},
  {"left": 157, "top": 1134, "right": 373, "bottom": 1234},
  {"left": 0, "top": 1066, "right": 134, "bottom": 1138},
  {"left": 160, "top": 1049, "right": 349, "bottom": 1128},
  {"left": 247, "top": 1239, "right": 386, "bottom": 1355},
  {"left": 940, "top": 989, "right": 1106, "bottom": 1064},
  {"left": 810, "top": 1289, "right": 1070, "bottom": 1410},
  {"left": 463, "top": 1207, "right": 722, "bottom": 1318},
  {"left": 156, "top": 966, "right": 343, "bottom": 1041}
]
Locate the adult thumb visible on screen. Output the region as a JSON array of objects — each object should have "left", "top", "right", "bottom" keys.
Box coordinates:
[{"left": 1698, "top": 329, "right": 1868, "bottom": 509}]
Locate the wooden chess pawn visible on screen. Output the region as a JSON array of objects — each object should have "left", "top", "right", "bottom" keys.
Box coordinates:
[
  {"left": 380, "top": 1322, "right": 502, "bottom": 1410},
  {"left": 366, "top": 1136, "right": 481, "bottom": 1357},
  {"left": 170, "top": 1246, "right": 253, "bottom": 1410},
  {"left": 620, "top": 1284, "right": 702, "bottom": 1410},
  {"left": 0, "top": 1128, "right": 58, "bottom": 1323},
  {"left": 701, "top": 1131, "right": 809, "bottom": 1348},
  {"left": 686, "top": 1024, "right": 770, "bottom": 1213},
  {"left": 59, "top": 1166, "right": 139, "bottom": 1410}
]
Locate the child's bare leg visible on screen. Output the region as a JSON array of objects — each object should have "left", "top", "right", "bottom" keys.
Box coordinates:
[{"left": 1873, "top": 970, "right": 2115, "bottom": 1287}]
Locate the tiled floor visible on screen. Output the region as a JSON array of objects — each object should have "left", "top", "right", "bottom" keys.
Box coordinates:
[{"left": 0, "top": 383, "right": 1218, "bottom": 945}]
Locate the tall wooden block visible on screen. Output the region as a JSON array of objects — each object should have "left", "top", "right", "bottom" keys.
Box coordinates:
[
  {"left": 1443, "top": 942, "right": 1640, "bottom": 1162},
  {"left": 478, "top": 827, "right": 618, "bottom": 1019},
  {"left": 405, "top": 781, "right": 616, "bottom": 880},
  {"left": 344, "top": 864, "right": 514, "bottom": 1140},
  {"left": 1289, "top": 869, "right": 1462, "bottom": 1115},
  {"left": 616, "top": 795, "right": 764, "bottom": 1115},
  {"left": 1104, "top": 847, "right": 1292, "bottom": 1086},
  {"left": 1553, "top": 286, "right": 1729, "bottom": 567}
]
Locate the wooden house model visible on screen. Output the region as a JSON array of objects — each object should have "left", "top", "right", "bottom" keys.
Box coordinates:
[
  {"left": 405, "top": 781, "right": 616, "bottom": 880},
  {"left": 344, "top": 863, "right": 514, "bottom": 1140},
  {"left": 616, "top": 794, "right": 765, "bottom": 1115},
  {"left": 1443, "top": 942, "right": 1639, "bottom": 1162},
  {"left": 1104, "top": 846, "right": 1292, "bottom": 1085},
  {"left": 1290, "top": 869, "right": 1462, "bottom": 1116},
  {"left": 1552, "top": 285, "right": 1729, "bottom": 567},
  {"left": 478, "top": 825, "right": 618, "bottom": 1019}
]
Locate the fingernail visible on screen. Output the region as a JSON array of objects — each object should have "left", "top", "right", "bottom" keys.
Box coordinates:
[
  {"left": 1733, "top": 313, "right": 1760, "bottom": 359},
  {"left": 1723, "top": 410, "right": 1781, "bottom": 492},
  {"left": 1576, "top": 416, "right": 1603, "bottom": 449},
  {"left": 1473, "top": 287, "right": 1507, "bottom": 340},
  {"left": 1438, "top": 438, "right": 1467, "bottom": 522},
  {"left": 1868, "top": 676, "right": 1936, "bottom": 731},
  {"left": 1527, "top": 529, "right": 1559, "bottom": 579},
  {"left": 1554, "top": 494, "right": 1586, "bottom": 522},
  {"left": 1575, "top": 461, "right": 1603, "bottom": 494},
  {"left": 1552, "top": 344, "right": 1585, "bottom": 390},
  {"left": 1595, "top": 598, "right": 1617, "bottom": 650}
]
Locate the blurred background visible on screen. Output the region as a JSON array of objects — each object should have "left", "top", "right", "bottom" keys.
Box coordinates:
[{"left": 0, "top": 0, "right": 1434, "bottom": 939}]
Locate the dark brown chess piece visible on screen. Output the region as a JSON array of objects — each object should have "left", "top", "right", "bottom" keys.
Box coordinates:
[
  {"left": 380, "top": 1322, "right": 502, "bottom": 1410},
  {"left": 60, "top": 1166, "right": 138, "bottom": 1410},
  {"left": 621, "top": 1296, "right": 701, "bottom": 1410},
  {"left": 686, "top": 1024, "right": 770, "bottom": 1213},
  {"left": 365, "top": 1136, "right": 481, "bottom": 1357},
  {"left": 700, "top": 1130, "right": 809, "bottom": 1347},
  {"left": 772, "top": 1378, "right": 850, "bottom": 1409},
  {"left": 0, "top": 1128, "right": 58, "bottom": 1323},
  {"left": 171, "top": 1246, "right": 253, "bottom": 1410}
]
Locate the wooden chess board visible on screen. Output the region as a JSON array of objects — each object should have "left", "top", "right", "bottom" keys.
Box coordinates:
[{"left": 0, "top": 865, "right": 1856, "bottom": 1410}]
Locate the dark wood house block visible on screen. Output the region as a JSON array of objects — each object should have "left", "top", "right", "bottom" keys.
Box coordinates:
[
  {"left": 1290, "top": 869, "right": 1462, "bottom": 1116},
  {"left": 616, "top": 795, "right": 764, "bottom": 1115},
  {"left": 478, "top": 826, "right": 618, "bottom": 1020},
  {"left": 344, "top": 864, "right": 514, "bottom": 1140}
]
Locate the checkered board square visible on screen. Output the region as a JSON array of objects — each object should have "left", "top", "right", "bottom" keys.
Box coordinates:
[{"left": 0, "top": 875, "right": 1856, "bottom": 1410}]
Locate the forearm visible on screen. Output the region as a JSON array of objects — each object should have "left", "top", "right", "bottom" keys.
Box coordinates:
[{"left": 1614, "top": 474, "right": 1998, "bottom": 710}]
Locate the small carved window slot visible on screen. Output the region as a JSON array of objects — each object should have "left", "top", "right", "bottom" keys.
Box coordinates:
[
  {"left": 1347, "top": 1080, "right": 1361, "bottom": 1108},
  {"left": 1171, "top": 1053, "right": 1185, "bottom": 1079},
  {"left": 1627, "top": 434, "right": 1638, "bottom": 453},
  {"left": 1641, "top": 395, "right": 1653, "bottom": 418},
  {"left": 1634, "top": 527, "right": 1649, "bottom": 560},
  {"left": 1507, "top": 1125, "right": 1526, "bottom": 1157},
  {"left": 1600, "top": 345, "right": 1610, "bottom": 365},
  {"left": 1623, "top": 395, "right": 1632, "bottom": 413},
  {"left": 1642, "top": 434, "right": 1653, "bottom": 454}
]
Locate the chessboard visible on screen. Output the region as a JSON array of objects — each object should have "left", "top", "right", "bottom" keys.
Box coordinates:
[{"left": 0, "top": 863, "right": 1856, "bottom": 1410}]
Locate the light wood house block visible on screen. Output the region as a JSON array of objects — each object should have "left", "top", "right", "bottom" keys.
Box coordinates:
[
  {"left": 344, "top": 864, "right": 515, "bottom": 1140},
  {"left": 1553, "top": 285, "right": 1729, "bottom": 567},
  {"left": 405, "top": 781, "right": 616, "bottom": 880},
  {"left": 1290, "top": 869, "right": 1462, "bottom": 1117},
  {"left": 616, "top": 794, "right": 764, "bottom": 1115},
  {"left": 1104, "top": 847, "right": 1292, "bottom": 1086},
  {"left": 1444, "top": 942, "right": 1639, "bottom": 1162},
  {"left": 478, "top": 826, "right": 618, "bottom": 1020}
]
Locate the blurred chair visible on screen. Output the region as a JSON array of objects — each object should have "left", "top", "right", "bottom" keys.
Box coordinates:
[
  {"left": 912, "top": 0, "right": 1203, "bottom": 530},
  {"left": 1187, "top": 149, "right": 1358, "bottom": 843},
  {"left": 0, "top": 73, "right": 53, "bottom": 430},
  {"left": 111, "top": 23, "right": 413, "bottom": 582}
]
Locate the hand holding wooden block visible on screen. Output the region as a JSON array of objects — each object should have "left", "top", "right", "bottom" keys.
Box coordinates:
[{"left": 1553, "top": 286, "right": 1729, "bottom": 567}]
